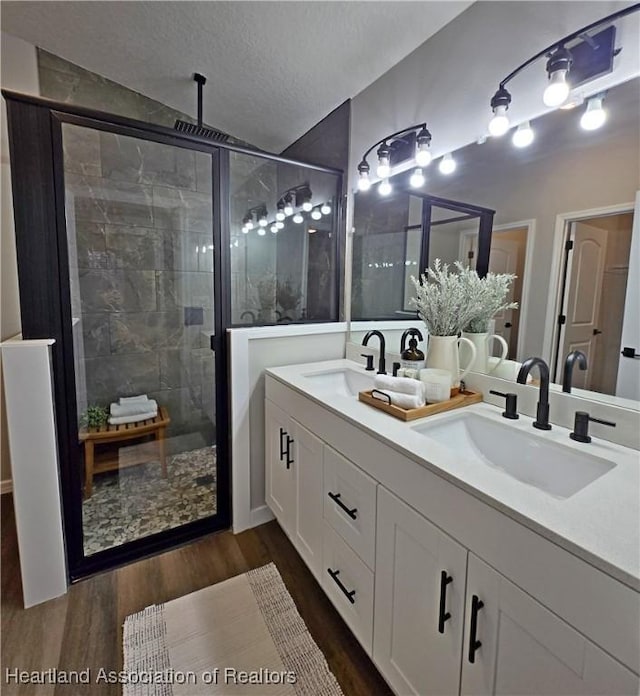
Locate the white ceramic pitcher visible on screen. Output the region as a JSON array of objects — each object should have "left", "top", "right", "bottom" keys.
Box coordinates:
[
  {"left": 425, "top": 335, "right": 477, "bottom": 388},
  {"left": 460, "top": 331, "right": 509, "bottom": 375}
]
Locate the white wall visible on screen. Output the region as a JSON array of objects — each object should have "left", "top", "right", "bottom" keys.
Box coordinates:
[{"left": 1, "top": 32, "right": 40, "bottom": 488}]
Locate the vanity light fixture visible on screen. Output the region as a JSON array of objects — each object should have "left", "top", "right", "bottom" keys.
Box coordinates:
[
  {"left": 270, "top": 224, "right": 278, "bottom": 234},
  {"left": 241, "top": 226, "right": 249, "bottom": 234},
  {"left": 275, "top": 202, "right": 286, "bottom": 221},
  {"left": 320, "top": 202, "right": 331, "bottom": 215},
  {"left": 283, "top": 194, "right": 294, "bottom": 216},
  {"left": 409, "top": 168, "right": 425, "bottom": 188},
  {"left": 258, "top": 209, "right": 268, "bottom": 227},
  {"left": 293, "top": 212, "right": 304, "bottom": 224},
  {"left": 379, "top": 178, "right": 392, "bottom": 196},
  {"left": 580, "top": 94, "right": 607, "bottom": 130},
  {"left": 257, "top": 228, "right": 266, "bottom": 236},
  {"left": 512, "top": 121, "right": 535, "bottom": 148},
  {"left": 243, "top": 213, "right": 254, "bottom": 230},
  {"left": 439, "top": 153, "right": 456, "bottom": 175},
  {"left": 486, "top": 6, "right": 638, "bottom": 131},
  {"left": 311, "top": 208, "right": 322, "bottom": 220},
  {"left": 356, "top": 122, "right": 433, "bottom": 195},
  {"left": 275, "top": 220, "right": 284, "bottom": 230}
]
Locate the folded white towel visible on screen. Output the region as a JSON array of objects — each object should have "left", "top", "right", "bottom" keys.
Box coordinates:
[
  {"left": 119, "top": 394, "right": 149, "bottom": 405},
  {"left": 108, "top": 409, "right": 158, "bottom": 426},
  {"left": 373, "top": 389, "right": 424, "bottom": 410},
  {"left": 110, "top": 399, "right": 158, "bottom": 418},
  {"left": 374, "top": 374, "right": 424, "bottom": 397}
]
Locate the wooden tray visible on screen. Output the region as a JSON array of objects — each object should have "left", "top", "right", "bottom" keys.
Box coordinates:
[{"left": 358, "top": 388, "right": 482, "bottom": 421}]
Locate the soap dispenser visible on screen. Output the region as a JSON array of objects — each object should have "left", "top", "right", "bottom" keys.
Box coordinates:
[{"left": 400, "top": 328, "right": 425, "bottom": 372}]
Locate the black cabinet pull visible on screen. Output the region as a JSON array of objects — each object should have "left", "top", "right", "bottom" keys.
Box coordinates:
[
  {"left": 438, "top": 571, "right": 453, "bottom": 634},
  {"left": 327, "top": 568, "right": 356, "bottom": 604},
  {"left": 285, "top": 435, "right": 294, "bottom": 469},
  {"left": 468, "top": 594, "right": 484, "bottom": 664},
  {"left": 327, "top": 491, "right": 358, "bottom": 520},
  {"left": 621, "top": 346, "right": 640, "bottom": 359},
  {"left": 278, "top": 427, "right": 286, "bottom": 462}
]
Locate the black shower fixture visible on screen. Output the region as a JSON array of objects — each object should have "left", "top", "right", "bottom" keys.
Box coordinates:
[{"left": 174, "top": 73, "right": 231, "bottom": 142}]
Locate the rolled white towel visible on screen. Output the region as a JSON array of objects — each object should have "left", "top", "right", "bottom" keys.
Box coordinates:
[
  {"left": 108, "top": 409, "right": 158, "bottom": 426},
  {"left": 373, "top": 389, "right": 424, "bottom": 410},
  {"left": 374, "top": 374, "right": 423, "bottom": 397},
  {"left": 119, "top": 394, "right": 149, "bottom": 405},
  {"left": 110, "top": 399, "right": 158, "bottom": 418}
]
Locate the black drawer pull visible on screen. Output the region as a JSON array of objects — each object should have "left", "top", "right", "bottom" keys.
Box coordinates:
[
  {"left": 468, "top": 594, "right": 484, "bottom": 664},
  {"left": 438, "top": 570, "right": 453, "bottom": 634},
  {"left": 285, "top": 435, "right": 294, "bottom": 469},
  {"left": 328, "top": 491, "right": 358, "bottom": 520},
  {"left": 327, "top": 568, "right": 356, "bottom": 604},
  {"left": 278, "top": 427, "right": 286, "bottom": 461}
]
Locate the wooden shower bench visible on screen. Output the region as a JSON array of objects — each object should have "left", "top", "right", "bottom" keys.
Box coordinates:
[{"left": 79, "top": 406, "right": 170, "bottom": 498}]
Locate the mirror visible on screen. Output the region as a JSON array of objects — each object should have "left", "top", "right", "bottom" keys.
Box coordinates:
[{"left": 350, "top": 76, "right": 639, "bottom": 408}]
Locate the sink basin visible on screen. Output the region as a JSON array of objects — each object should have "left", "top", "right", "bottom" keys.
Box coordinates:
[
  {"left": 303, "top": 367, "right": 374, "bottom": 397},
  {"left": 412, "top": 412, "right": 615, "bottom": 498}
]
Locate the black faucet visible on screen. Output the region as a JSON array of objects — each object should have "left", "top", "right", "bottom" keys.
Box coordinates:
[
  {"left": 362, "top": 330, "right": 386, "bottom": 375},
  {"left": 517, "top": 357, "right": 551, "bottom": 430},
  {"left": 400, "top": 328, "right": 424, "bottom": 353},
  {"left": 562, "top": 350, "right": 587, "bottom": 393}
]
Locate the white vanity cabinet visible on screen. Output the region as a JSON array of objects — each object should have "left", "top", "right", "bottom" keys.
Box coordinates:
[
  {"left": 375, "top": 487, "right": 639, "bottom": 696},
  {"left": 265, "top": 399, "right": 295, "bottom": 534}
]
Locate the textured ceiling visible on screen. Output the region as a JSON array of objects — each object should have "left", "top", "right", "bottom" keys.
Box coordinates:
[{"left": 0, "top": 1, "right": 473, "bottom": 152}]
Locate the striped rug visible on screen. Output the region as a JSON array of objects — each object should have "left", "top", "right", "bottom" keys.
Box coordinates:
[{"left": 123, "top": 563, "right": 343, "bottom": 695}]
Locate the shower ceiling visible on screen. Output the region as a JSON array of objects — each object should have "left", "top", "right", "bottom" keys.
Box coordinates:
[{"left": 0, "top": 1, "right": 473, "bottom": 152}]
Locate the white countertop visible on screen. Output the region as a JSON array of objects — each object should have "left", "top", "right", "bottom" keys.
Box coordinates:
[{"left": 266, "top": 359, "right": 640, "bottom": 591}]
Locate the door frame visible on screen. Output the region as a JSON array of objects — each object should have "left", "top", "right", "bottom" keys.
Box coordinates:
[
  {"left": 459, "top": 218, "right": 535, "bottom": 361},
  {"left": 543, "top": 202, "right": 634, "bottom": 378}
]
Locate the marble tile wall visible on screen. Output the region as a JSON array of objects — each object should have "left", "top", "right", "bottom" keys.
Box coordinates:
[{"left": 64, "top": 125, "right": 216, "bottom": 436}]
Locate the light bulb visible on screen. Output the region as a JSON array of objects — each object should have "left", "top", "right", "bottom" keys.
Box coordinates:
[
  {"left": 409, "top": 168, "right": 425, "bottom": 188},
  {"left": 234, "top": 239, "right": 239, "bottom": 247},
  {"left": 302, "top": 200, "right": 313, "bottom": 212},
  {"left": 488, "top": 104, "right": 510, "bottom": 136},
  {"left": 379, "top": 178, "right": 392, "bottom": 196},
  {"left": 543, "top": 69, "right": 570, "bottom": 107},
  {"left": 257, "top": 228, "right": 266, "bottom": 236},
  {"left": 311, "top": 209, "right": 322, "bottom": 220},
  {"left": 358, "top": 170, "right": 371, "bottom": 191},
  {"left": 415, "top": 146, "right": 432, "bottom": 167},
  {"left": 376, "top": 146, "right": 391, "bottom": 178},
  {"left": 439, "top": 154, "right": 456, "bottom": 175},
  {"left": 258, "top": 217, "right": 268, "bottom": 227},
  {"left": 293, "top": 212, "right": 303, "bottom": 224},
  {"left": 284, "top": 203, "right": 293, "bottom": 216},
  {"left": 512, "top": 121, "right": 534, "bottom": 148},
  {"left": 580, "top": 96, "right": 606, "bottom": 131},
  {"left": 320, "top": 202, "right": 331, "bottom": 215},
  {"left": 270, "top": 224, "right": 278, "bottom": 234},
  {"left": 241, "top": 226, "right": 248, "bottom": 234},
  {"left": 275, "top": 210, "right": 285, "bottom": 221},
  {"left": 275, "top": 220, "right": 284, "bottom": 229}
]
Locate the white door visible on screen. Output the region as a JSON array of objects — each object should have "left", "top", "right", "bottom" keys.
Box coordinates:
[
  {"left": 461, "top": 554, "right": 638, "bottom": 696},
  {"left": 559, "top": 222, "right": 608, "bottom": 389},
  {"left": 374, "top": 487, "right": 468, "bottom": 696},
  {"left": 290, "top": 419, "right": 323, "bottom": 580},
  {"left": 616, "top": 192, "right": 640, "bottom": 400},
  {"left": 264, "top": 400, "right": 295, "bottom": 535}
]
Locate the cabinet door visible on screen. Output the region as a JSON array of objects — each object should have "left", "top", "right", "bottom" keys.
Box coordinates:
[
  {"left": 374, "top": 487, "right": 468, "bottom": 696},
  {"left": 264, "top": 400, "right": 295, "bottom": 535},
  {"left": 290, "top": 420, "right": 323, "bottom": 580},
  {"left": 461, "top": 554, "right": 639, "bottom": 696}
]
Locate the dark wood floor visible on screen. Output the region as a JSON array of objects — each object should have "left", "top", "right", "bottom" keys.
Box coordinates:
[{"left": 1, "top": 493, "right": 392, "bottom": 695}]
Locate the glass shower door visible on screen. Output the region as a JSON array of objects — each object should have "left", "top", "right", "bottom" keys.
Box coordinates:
[{"left": 60, "top": 121, "right": 220, "bottom": 558}]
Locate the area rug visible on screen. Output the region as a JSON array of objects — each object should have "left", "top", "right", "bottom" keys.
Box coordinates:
[{"left": 123, "top": 563, "right": 343, "bottom": 696}]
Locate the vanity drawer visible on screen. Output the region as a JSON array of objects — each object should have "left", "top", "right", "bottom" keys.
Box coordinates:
[
  {"left": 322, "top": 522, "right": 374, "bottom": 655},
  {"left": 323, "top": 445, "right": 377, "bottom": 569}
]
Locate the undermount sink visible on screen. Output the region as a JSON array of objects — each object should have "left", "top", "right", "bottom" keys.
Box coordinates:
[
  {"left": 303, "top": 367, "right": 374, "bottom": 397},
  {"left": 412, "top": 412, "right": 615, "bottom": 499}
]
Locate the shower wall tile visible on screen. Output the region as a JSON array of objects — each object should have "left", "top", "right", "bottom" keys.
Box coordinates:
[
  {"left": 195, "top": 152, "right": 213, "bottom": 194},
  {"left": 75, "top": 222, "right": 109, "bottom": 269},
  {"left": 84, "top": 353, "right": 161, "bottom": 405},
  {"left": 152, "top": 186, "right": 212, "bottom": 233},
  {"left": 79, "top": 269, "right": 157, "bottom": 313},
  {"left": 156, "top": 271, "right": 214, "bottom": 310},
  {"left": 66, "top": 173, "right": 155, "bottom": 227},
  {"left": 163, "top": 230, "right": 214, "bottom": 272},
  {"left": 100, "top": 133, "right": 197, "bottom": 190},
  {"left": 82, "top": 313, "right": 111, "bottom": 358},
  {"left": 105, "top": 225, "right": 165, "bottom": 270},
  {"left": 148, "top": 388, "right": 205, "bottom": 436},
  {"left": 62, "top": 125, "right": 102, "bottom": 177},
  {"left": 159, "top": 348, "right": 192, "bottom": 389}
]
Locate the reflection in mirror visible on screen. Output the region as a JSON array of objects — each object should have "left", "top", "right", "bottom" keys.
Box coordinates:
[{"left": 351, "top": 76, "right": 639, "bottom": 407}]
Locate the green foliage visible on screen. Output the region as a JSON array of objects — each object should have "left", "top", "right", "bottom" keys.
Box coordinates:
[{"left": 81, "top": 405, "right": 109, "bottom": 428}]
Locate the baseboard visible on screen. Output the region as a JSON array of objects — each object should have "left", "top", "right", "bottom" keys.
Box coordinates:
[
  {"left": 0, "top": 479, "right": 13, "bottom": 495},
  {"left": 250, "top": 504, "right": 275, "bottom": 528}
]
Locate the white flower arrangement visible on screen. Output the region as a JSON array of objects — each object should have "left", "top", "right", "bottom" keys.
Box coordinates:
[
  {"left": 410, "top": 259, "right": 482, "bottom": 336},
  {"left": 410, "top": 259, "right": 518, "bottom": 336}
]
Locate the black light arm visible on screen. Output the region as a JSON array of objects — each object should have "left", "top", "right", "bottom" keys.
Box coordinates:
[
  {"left": 358, "top": 122, "right": 429, "bottom": 168},
  {"left": 495, "top": 4, "right": 639, "bottom": 91}
]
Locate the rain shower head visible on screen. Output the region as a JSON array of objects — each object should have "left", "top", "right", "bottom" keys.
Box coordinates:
[{"left": 174, "top": 73, "right": 230, "bottom": 143}]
